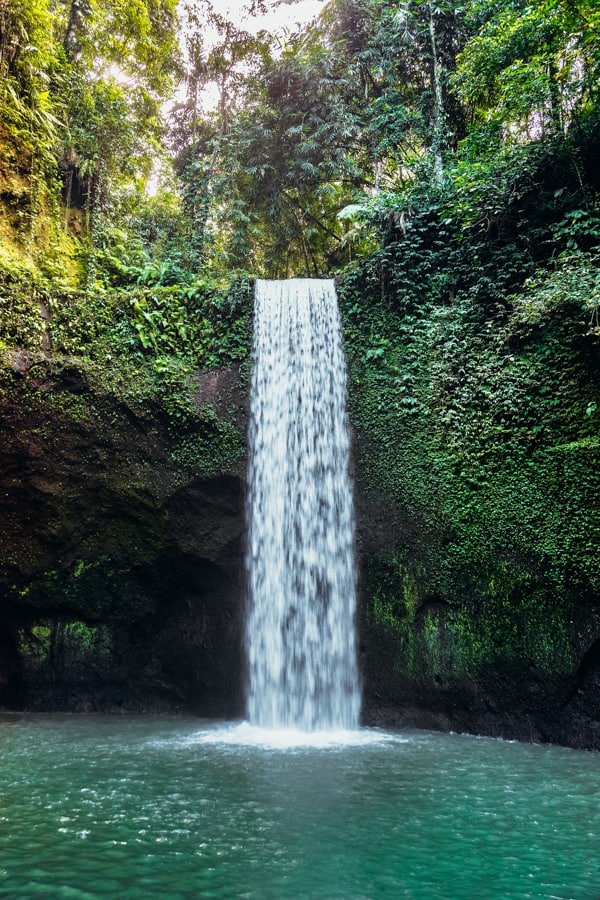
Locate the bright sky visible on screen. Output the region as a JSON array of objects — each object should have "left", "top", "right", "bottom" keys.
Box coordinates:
[
  {"left": 181, "top": 0, "right": 328, "bottom": 111},
  {"left": 217, "top": 0, "right": 326, "bottom": 34}
]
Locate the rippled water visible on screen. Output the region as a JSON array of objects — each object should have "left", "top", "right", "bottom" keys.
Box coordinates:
[{"left": 1, "top": 716, "right": 599, "bottom": 899}]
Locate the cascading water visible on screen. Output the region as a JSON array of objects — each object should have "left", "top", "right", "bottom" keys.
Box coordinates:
[{"left": 245, "top": 278, "right": 361, "bottom": 731}]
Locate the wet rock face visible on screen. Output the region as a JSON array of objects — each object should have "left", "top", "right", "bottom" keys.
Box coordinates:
[
  {"left": 353, "top": 477, "right": 600, "bottom": 751},
  {"left": 0, "top": 358, "right": 248, "bottom": 716}
]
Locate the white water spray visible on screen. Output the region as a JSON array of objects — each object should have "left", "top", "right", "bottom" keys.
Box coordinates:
[{"left": 246, "top": 279, "right": 361, "bottom": 731}]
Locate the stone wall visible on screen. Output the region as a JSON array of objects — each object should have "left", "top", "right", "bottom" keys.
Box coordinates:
[{"left": 0, "top": 353, "right": 248, "bottom": 715}]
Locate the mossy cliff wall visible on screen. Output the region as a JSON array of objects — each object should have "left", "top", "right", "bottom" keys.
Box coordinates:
[
  {"left": 0, "top": 205, "right": 252, "bottom": 715},
  {"left": 1, "top": 265, "right": 599, "bottom": 748},
  {"left": 338, "top": 266, "right": 600, "bottom": 750},
  {"left": 0, "top": 352, "right": 248, "bottom": 715}
]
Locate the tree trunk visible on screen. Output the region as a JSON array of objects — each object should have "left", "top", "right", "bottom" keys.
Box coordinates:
[
  {"left": 428, "top": 3, "right": 445, "bottom": 185},
  {"left": 64, "top": 0, "right": 91, "bottom": 59}
]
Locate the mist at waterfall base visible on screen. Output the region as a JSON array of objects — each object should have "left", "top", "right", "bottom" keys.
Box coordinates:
[{"left": 245, "top": 278, "right": 360, "bottom": 734}]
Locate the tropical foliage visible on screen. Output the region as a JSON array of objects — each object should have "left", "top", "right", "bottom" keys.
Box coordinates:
[{"left": 1, "top": 0, "right": 599, "bottom": 354}]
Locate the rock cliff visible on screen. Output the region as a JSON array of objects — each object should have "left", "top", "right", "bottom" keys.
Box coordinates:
[{"left": 0, "top": 353, "right": 247, "bottom": 716}]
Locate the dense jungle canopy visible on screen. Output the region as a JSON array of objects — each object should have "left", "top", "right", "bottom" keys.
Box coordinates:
[{"left": 1, "top": 0, "right": 599, "bottom": 346}]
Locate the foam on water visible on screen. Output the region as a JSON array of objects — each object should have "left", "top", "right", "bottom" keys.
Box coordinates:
[{"left": 191, "top": 722, "right": 404, "bottom": 749}]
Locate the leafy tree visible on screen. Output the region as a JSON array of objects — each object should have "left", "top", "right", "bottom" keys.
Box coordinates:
[
  {"left": 453, "top": 0, "right": 600, "bottom": 139},
  {"left": 164, "top": 0, "right": 473, "bottom": 275},
  {"left": 0, "top": 0, "right": 66, "bottom": 244},
  {"left": 0, "top": 0, "right": 181, "bottom": 296},
  {"left": 168, "top": 0, "right": 272, "bottom": 272},
  {"left": 60, "top": 0, "right": 179, "bottom": 212}
]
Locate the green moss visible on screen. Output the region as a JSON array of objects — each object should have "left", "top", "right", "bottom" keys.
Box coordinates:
[
  {"left": 18, "top": 619, "right": 113, "bottom": 675},
  {"left": 364, "top": 543, "right": 581, "bottom": 690},
  {"left": 0, "top": 251, "right": 50, "bottom": 351},
  {"left": 452, "top": 576, "right": 576, "bottom": 676},
  {"left": 20, "top": 559, "right": 155, "bottom": 624},
  {"left": 171, "top": 405, "right": 245, "bottom": 477},
  {"left": 340, "top": 254, "right": 600, "bottom": 693},
  {"left": 18, "top": 623, "right": 52, "bottom": 663}
]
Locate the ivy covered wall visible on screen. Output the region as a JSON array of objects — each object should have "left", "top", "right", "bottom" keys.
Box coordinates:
[{"left": 337, "top": 143, "right": 600, "bottom": 748}]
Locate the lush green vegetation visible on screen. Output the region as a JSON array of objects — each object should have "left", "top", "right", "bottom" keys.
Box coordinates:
[
  {"left": 2, "top": 0, "right": 599, "bottom": 337},
  {"left": 1, "top": 0, "right": 599, "bottom": 708},
  {"left": 2, "top": 0, "right": 599, "bottom": 342}
]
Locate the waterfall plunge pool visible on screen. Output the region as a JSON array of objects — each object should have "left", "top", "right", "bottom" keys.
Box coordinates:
[{"left": 1, "top": 715, "right": 599, "bottom": 899}]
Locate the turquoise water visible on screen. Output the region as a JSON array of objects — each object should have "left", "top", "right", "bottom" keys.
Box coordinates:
[{"left": 0, "top": 716, "right": 599, "bottom": 899}]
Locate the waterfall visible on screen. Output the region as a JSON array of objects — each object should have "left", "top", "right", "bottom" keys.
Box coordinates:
[{"left": 246, "top": 278, "right": 361, "bottom": 731}]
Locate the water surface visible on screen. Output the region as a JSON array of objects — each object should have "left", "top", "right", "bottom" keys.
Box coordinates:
[{"left": 0, "top": 716, "right": 598, "bottom": 899}]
